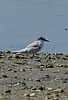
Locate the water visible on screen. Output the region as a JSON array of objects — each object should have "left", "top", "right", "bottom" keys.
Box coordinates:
[{"left": 0, "top": 0, "right": 68, "bottom": 53}]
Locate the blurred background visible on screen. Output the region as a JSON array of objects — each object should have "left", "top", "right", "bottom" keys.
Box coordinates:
[{"left": 0, "top": 0, "right": 68, "bottom": 53}]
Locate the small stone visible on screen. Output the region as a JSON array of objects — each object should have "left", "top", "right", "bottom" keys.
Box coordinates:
[
  {"left": 53, "top": 97, "right": 59, "bottom": 100},
  {"left": 45, "top": 74, "right": 50, "bottom": 78},
  {"left": 54, "top": 88, "right": 64, "bottom": 93},
  {"left": 40, "top": 68, "right": 44, "bottom": 71},
  {"left": 23, "top": 69, "right": 26, "bottom": 72},
  {"left": 14, "top": 82, "right": 20, "bottom": 86},
  {"left": 39, "top": 86, "right": 45, "bottom": 91},
  {"left": 47, "top": 87, "right": 53, "bottom": 91},
  {"left": 8, "top": 68, "right": 12, "bottom": 71},
  {"left": 22, "top": 82, "right": 26, "bottom": 86},
  {"left": 36, "top": 90, "right": 41, "bottom": 92},
  {"left": 2, "top": 74, "right": 8, "bottom": 78},
  {"left": 14, "top": 76, "right": 18, "bottom": 79},
  {"left": 24, "top": 93, "right": 30, "bottom": 97},
  {"left": 29, "top": 78, "right": 33, "bottom": 81},
  {"left": 5, "top": 90, "right": 11, "bottom": 94},
  {"left": 32, "top": 87, "right": 37, "bottom": 90},
  {"left": 36, "top": 79, "right": 41, "bottom": 82},
  {"left": 30, "top": 93, "right": 35, "bottom": 96},
  {"left": 57, "top": 69, "right": 60, "bottom": 72},
  {"left": 14, "top": 70, "right": 17, "bottom": 73},
  {"left": 24, "top": 93, "right": 35, "bottom": 97},
  {"left": 20, "top": 69, "right": 23, "bottom": 72},
  {"left": 46, "top": 64, "right": 54, "bottom": 68}
]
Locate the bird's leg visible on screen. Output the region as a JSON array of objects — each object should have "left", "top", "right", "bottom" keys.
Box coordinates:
[
  {"left": 33, "top": 53, "right": 35, "bottom": 57},
  {"left": 30, "top": 53, "right": 35, "bottom": 58}
]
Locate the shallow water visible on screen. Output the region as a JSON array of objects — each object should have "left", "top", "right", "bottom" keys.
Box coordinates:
[{"left": 0, "top": 0, "right": 68, "bottom": 53}]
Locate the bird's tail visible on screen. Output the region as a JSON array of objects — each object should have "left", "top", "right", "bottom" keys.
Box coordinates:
[{"left": 12, "top": 48, "right": 27, "bottom": 54}]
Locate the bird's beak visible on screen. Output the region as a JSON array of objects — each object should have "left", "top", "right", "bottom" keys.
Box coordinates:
[{"left": 44, "top": 39, "right": 50, "bottom": 42}]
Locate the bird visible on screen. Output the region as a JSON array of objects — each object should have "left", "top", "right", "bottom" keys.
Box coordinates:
[{"left": 12, "top": 37, "right": 50, "bottom": 55}]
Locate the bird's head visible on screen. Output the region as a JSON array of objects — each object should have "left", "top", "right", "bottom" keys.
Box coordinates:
[{"left": 38, "top": 37, "right": 50, "bottom": 42}]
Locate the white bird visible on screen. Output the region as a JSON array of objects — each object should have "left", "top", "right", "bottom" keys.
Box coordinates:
[{"left": 12, "top": 37, "right": 50, "bottom": 54}]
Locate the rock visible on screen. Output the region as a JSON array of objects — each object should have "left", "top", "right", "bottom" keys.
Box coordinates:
[
  {"left": 14, "top": 82, "right": 20, "bottom": 86},
  {"left": 8, "top": 68, "right": 12, "bottom": 71},
  {"left": 47, "top": 87, "right": 53, "bottom": 91},
  {"left": 2, "top": 74, "right": 8, "bottom": 78},
  {"left": 46, "top": 64, "right": 54, "bottom": 68},
  {"left": 53, "top": 97, "right": 59, "bottom": 100},
  {"left": 5, "top": 90, "right": 11, "bottom": 94},
  {"left": 30, "top": 93, "right": 35, "bottom": 96},
  {"left": 22, "top": 69, "right": 26, "bottom": 72},
  {"left": 24, "top": 93, "right": 35, "bottom": 97},
  {"left": 39, "top": 86, "right": 45, "bottom": 91},
  {"left": 54, "top": 88, "right": 64, "bottom": 93}
]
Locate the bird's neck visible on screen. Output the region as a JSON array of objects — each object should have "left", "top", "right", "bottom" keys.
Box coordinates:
[{"left": 40, "top": 40, "right": 44, "bottom": 45}]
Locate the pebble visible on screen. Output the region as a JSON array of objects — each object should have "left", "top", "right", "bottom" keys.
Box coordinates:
[
  {"left": 20, "top": 69, "right": 23, "bottom": 72},
  {"left": 2, "top": 74, "right": 8, "bottom": 78},
  {"left": 24, "top": 93, "right": 35, "bottom": 97},
  {"left": 5, "top": 90, "right": 11, "bottom": 94},
  {"left": 53, "top": 97, "right": 59, "bottom": 100},
  {"left": 54, "top": 88, "right": 64, "bottom": 93},
  {"left": 47, "top": 87, "right": 53, "bottom": 91},
  {"left": 22, "top": 69, "right": 26, "bottom": 72},
  {"left": 8, "top": 68, "right": 12, "bottom": 71},
  {"left": 30, "top": 93, "right": 35, "bottom": 96},
  {"left": 39, "top": 86, "right": 45, "bottom": 91},
  {"left": 14, "top": 82, "right": 20, "bottom": 86}
]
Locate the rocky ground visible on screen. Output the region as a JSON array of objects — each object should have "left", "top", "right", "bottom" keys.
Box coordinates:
[{"left": 0, "top": 52, "right": 68, "bottom": 100}]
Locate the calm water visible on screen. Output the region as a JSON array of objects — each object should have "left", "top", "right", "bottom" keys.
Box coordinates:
[{"left": 0, "top": 0, "right": 68, "bottom": 53}]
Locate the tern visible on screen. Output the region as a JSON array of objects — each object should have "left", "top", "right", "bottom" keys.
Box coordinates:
[{"left": 12, "top": 37, "right": 50, "bottom": 54}]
